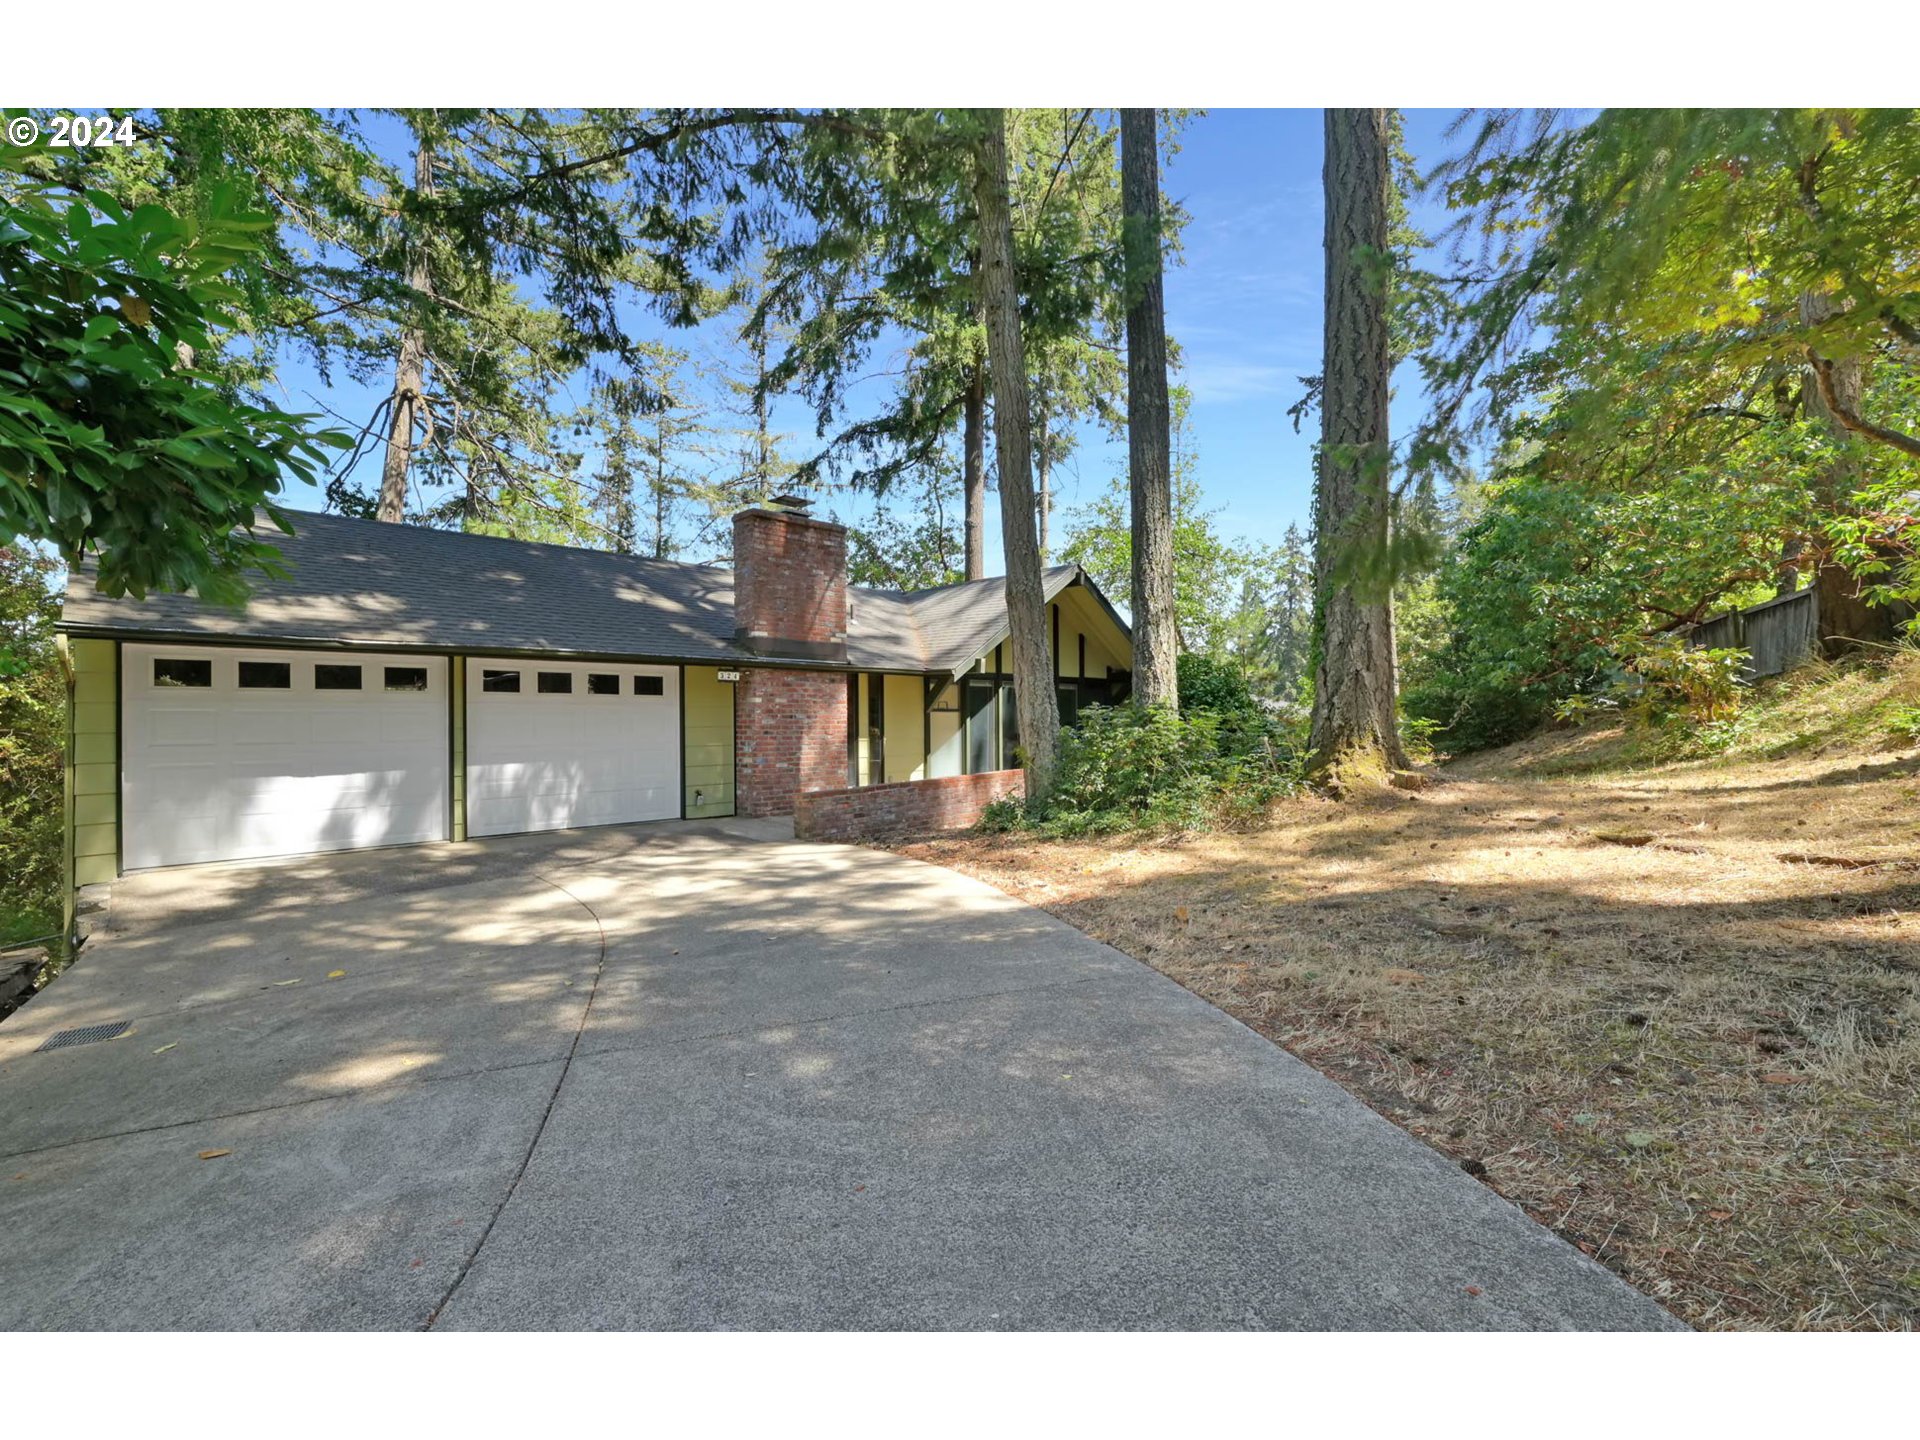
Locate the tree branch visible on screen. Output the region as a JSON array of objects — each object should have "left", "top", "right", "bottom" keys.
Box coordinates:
[{"left": 1805, "top": 346, "right": 1920, "bottom": 458}]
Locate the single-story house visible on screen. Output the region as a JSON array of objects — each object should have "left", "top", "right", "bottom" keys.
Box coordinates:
[{"left": 56, "top": 499, "right": 1133, "bottom": 879}]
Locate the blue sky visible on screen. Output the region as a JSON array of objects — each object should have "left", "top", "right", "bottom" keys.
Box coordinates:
[{"left": 268, "top": 109, "right": 1467, "bottom": 573}]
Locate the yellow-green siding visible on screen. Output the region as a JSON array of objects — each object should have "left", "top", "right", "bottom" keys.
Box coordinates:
[
  {"left": 68, "top": 637, "right": 118, "bottom": 887},
  {"left": 882, "top": 673, "right": 925, "bottom": 782},
  {"left": 450, "top": 655, "right": 467, "bottom": 842},
  {"left": 1055, "top": 586, "right": 1129, "bottom": 679},
  {"left": 683, "top": 665, "right": 736, "bottom": 818}
]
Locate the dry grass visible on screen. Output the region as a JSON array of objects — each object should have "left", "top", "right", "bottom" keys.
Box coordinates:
[{"left": 894, "top": 660, "right": 1920, "bottom": 1331}]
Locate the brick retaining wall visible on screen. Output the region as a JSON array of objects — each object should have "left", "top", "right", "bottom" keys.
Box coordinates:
[{"left": 794, "top": 769, "right": 1025, "bottom": 843}]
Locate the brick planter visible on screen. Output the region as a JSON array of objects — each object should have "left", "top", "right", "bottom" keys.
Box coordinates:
[{"left": 794, "top": 769, "right": 1025, "bottom": 843}]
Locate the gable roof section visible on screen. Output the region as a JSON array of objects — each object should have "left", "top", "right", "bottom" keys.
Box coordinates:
[
  {"left": 57, "top": 510, "right": 1126, "bottom": 675},
  {"left": 861, "top": 566, "right": 1103, "bottom": 678}
]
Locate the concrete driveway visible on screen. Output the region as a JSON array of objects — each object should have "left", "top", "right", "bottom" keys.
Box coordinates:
[{"left": 0, "top": 819, "right": 1680, "bottom": 1330}]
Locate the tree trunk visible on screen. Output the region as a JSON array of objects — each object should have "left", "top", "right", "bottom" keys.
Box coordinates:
[
  {"left": 1307, "top": 108, "right": 1406, "bottom": 789},
  {"left": 377, "top": 143, "right": 435, "bottom": 524},
  {"left": 752, "top": 327, "right": 774, "bottom": 502},
  {"left": 970, "top": 109, "right": 1061, "bottom": 797},
  {"left": 1122, "top": 107, "right": 1179, "bottom": 710},
  {"left": 1800, "top": 290, "right": 1898, "bottom": 650},
  {"left": 1035, "top": 393, "right": 1051, "bottom": 562},
  {"left": 963, "top": 354, "right": 987, "bottom": 581}
]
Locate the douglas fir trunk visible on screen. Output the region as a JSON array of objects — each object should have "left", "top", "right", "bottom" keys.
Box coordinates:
[
  {"left": 1122, "top": 108, "right": 1178, "bottom": 709},
  {"left": 970, "top": 109, "right": 1061, "bottom": 795},
  {"left": 378, "top": 143, "right": 436, "bottom": 523},
  {"left": 963, "top": 358, "right": 987, "bottom": 581},
  {"left": 1308, "top": 108, "right": 1406, "bottom": 787}
]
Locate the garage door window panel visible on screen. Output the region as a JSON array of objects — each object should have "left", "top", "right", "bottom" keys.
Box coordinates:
[
  {"left": 153, "top": 657, "right": 212, "bottom": 688},
  {"left": 537, "top": 672, "right": 572, "bottom": 695},
  {"left": 482, "top": 669, "right": 521, "bottom": 693},
  {"left": 315, "top": 664, "right": 363, "bottom": 691},
  {"left": 238, "top": 661, "right": 291, "bottom": 689},
  {"left": 385, "top": 666, "right": 429, "bottom": 692}
]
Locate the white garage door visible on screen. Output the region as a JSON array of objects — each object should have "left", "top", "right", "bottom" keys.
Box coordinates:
[
  {"left": 122, "top": 645, "right": 450, "bottom": 870},
  {"left": 466, "top": 660, "right": 680, "bottom": 838}
]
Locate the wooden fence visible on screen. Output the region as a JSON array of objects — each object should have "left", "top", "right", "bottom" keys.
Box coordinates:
[{"left": 1686, "top": 588, "right": 1820, "bottom": 678}]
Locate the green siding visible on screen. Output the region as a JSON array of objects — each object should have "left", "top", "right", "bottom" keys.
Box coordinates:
[
  {"left": 68, "top": 638, "right": 118, "bottom": 887},
  {"left": 683, "top": 666, "right": 736, "bottom": 818},
  {"left": 882, "top": 673, "right": 925, "bottom": 782},
  {"left": 73, "top": 762, "right": 116, "bottom": 797},
  {"left": 450, "top": 655, "right": 467, "bottom": 842}
]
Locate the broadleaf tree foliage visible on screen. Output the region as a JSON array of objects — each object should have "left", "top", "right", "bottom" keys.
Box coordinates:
[
  {"left": 0, "top": 138, "right": 343, "bottom": 602},
  {"left": 1400, "top": 108, "right": 1920, "bottom": 750}
]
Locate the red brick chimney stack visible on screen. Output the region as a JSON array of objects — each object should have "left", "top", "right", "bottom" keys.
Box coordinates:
[{"left": 731, "top": 500, "right": 849, "bottom": 662}]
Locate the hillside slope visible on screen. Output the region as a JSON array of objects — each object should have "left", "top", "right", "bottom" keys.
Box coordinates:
[{"left": 899, "top": 652, "right": 1920, "bottom": 1330}]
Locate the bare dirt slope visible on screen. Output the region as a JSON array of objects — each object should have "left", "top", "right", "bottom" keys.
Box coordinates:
[{"left": 897, "top": 669, "right": 1920, "bottom": 1331}]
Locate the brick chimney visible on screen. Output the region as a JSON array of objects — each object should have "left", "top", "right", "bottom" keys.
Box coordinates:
[{"left": 732, "top": 502, "right": 848, "bottom": 662}]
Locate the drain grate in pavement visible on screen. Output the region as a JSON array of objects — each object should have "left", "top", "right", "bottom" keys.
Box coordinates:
[{"left": 36, "top": 1021, "right": 132, "bottom": 1053}]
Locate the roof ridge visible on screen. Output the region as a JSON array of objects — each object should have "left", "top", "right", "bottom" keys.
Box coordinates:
[{"left": 278, "top": 508, "right": 733, "bottom": 575}]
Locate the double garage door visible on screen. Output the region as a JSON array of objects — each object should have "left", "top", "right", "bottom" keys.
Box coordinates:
[{"left": 122, "top": 645, "right": 681, "bottom": 870}]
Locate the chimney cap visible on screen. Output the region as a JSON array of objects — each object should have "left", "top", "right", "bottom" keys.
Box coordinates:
[{"left": 768, "top": 492, "right": 814, "bottom": 512}]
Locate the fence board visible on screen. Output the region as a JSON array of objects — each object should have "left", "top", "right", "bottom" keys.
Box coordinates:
[{"left": 1685, "top": 589, "right": 1818, "bottom": 679}]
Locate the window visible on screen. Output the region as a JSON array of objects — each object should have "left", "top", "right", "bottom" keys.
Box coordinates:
[
  {"left": 384, "top": 666, "right": 429, "bottom": 692},
  {"left": 314, "top": 664, "right": 362, "bottom": 691},
  {"left": 537, "top": 671, "right": 573, "bottom": 695},
  {"left": 587, "top": 673, "right": 619, "bottom": 696},
  {"left": 632, "top": 674, "right": 665, "bottom": 697},
  {"left": 964, "top": 681, "right": 996, "bottom": 775},
  {"left": 153, "top": 657, "right": 212, "bottom": 688},
  {"left": 238, "top": 661, "right": 291, "bottom": 689},
  {"left": 1057, "top": 684, "right": 1081, "bottom": 729},
  {"left": 481, "top": 669, "right": 521, "bottom": 694}
]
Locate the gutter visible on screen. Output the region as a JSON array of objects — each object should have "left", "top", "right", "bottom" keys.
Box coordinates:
[{"left": 52, "top": 624, "right": 934, "bottom": 680}]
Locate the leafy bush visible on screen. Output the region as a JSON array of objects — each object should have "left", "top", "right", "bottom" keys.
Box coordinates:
[
  {"left": 1619, "top": 635, "right": 1746, "bottom": 724},
  {"left": 1, "top": 546, "right": 64, "bottom": 946},
  {"left": 983, "top": 695, "right": 1300, "bottom": 838},
  {"left": 1176, "top": 652, "right": 1258, "bottom": 717},
  {"left": 1403, "top": 465, "right": 1808, "bottom": 753}
]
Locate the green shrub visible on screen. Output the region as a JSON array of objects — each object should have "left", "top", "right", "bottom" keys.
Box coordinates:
[
  {"left": 1619, "top": 634, "right": 1746, "bottom": 724},
  {"left": 1, "top": 546, "right": 65, "bottom": 946},
  {"left": 1176, "top": 652, "right": 1258, "bottom": 717},
  {"left": 989, "top": 698, "right": 1299, "bottom": 838}
]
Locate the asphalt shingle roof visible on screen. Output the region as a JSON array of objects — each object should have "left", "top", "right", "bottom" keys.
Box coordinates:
[{"left": 58, "top": 510, "right": 1107, "bottom": 675}]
